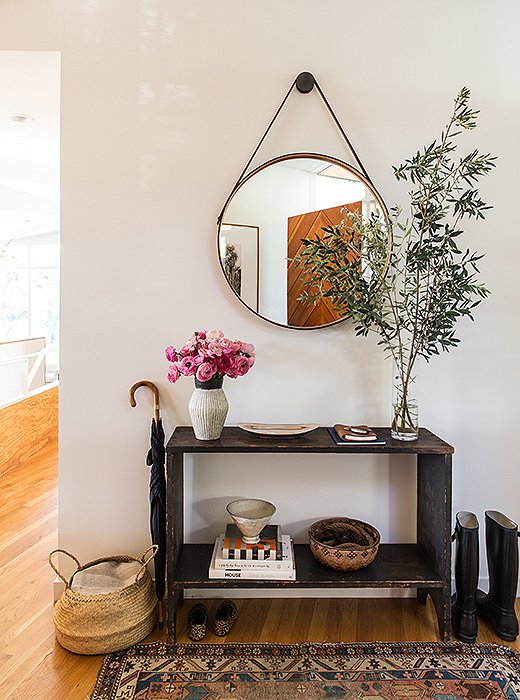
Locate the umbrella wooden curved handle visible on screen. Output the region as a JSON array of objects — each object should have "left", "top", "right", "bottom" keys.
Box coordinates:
[{"left": 129, "top": 380, "right": 160, "bottom": 424}]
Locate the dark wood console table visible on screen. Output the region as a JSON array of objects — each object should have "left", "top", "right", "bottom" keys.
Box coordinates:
[{"left": 165, "top": 426, "right": 454, "bottom": 641}]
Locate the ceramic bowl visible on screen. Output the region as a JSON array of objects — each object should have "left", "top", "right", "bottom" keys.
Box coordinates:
[{"left": 226, "top": 498, "right": 276, "bottom": 544}]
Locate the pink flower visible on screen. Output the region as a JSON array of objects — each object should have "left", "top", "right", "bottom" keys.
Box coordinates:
[
  {"left": 232, "top": 355, "right": 254, "bottom": 377},
  {"left": 240, "top": 341, "right": 255, "bottom": 356},
  {"left": 207, "top": 329, "right": 224, "bottom": 341},
  {"left": 165, "top": 329, "right": 255, "bottom": 384},
  {"left": 216, "top": 353, "right": 233, "bottom": 373},
  {"left": 226, "top": 362, "right": 239, "bottom": 379},
  {"left": 167, "top": 363, "right": 180, "bottom": 383},
  {"left": 220, "top": 338, "right": 240, "bottom": 353},
  {"left": 179, "top": 342, "right": 196, "bottom": 356},
  {"left": 196, "top": 360, "right": 217, "bottom": 382},
  {"left": 208, "top": 342, "right": 223, "bottom": 357},
  {"left": 179, "top": 356, "right": 197, "bottom": 376},
  {"left": 165, "top": 346, "right": 178, "bottom": 363}
]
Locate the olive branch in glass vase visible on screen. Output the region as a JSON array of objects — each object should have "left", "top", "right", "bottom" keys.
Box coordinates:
[{"left": 294, "top": 87, "right": 495, "bottom": 439}]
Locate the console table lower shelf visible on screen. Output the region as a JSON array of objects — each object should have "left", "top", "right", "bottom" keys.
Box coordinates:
[{"left": 168, "top": 542, "right": 449, "bottom": 638}]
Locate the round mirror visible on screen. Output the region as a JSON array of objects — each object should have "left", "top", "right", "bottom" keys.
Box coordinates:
[{"left": 217, "top": 153, "right": 390, "bottom": 329}]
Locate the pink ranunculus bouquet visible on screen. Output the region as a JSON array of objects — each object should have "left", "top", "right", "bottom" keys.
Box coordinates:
[{"left": 165, "top": 329, "right": 255, "bottom": 385}]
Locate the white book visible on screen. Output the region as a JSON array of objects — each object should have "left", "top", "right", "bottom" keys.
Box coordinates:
[
  {"left": 209, "top": 567, "right": 296, "bottom": 581},
  {"left": 213, "top": 535, "right": 294, "bottom": 571},
  {"left": 208, "top": 537, "right": 296, "bottom": 580}
]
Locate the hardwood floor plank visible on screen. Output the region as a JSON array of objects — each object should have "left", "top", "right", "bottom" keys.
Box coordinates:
[
  {"left": 259, "top": 598, "right": 288, "bottom": 642},
  {"left": 227, "top": 598, "right": 272, "bottom": 643},
  {"left": 0, "top": 622, "right": 56, "bottom": 698},
  {"left": 267, "top": 598, "right": 304, "bottom": 644},
  {"left": 0, "top": 512, "right": 56, "bottom": 567},
  {"left": 288, "top": 598, "right": 316, "bottom": 643}
]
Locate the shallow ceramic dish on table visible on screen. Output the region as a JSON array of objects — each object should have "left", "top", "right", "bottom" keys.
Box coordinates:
[{"left": 237, "top": 423, "right": 319, "bottom": 437}]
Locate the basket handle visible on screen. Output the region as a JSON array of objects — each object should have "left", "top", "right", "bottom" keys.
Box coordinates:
[
  {"left": 136, "top": 544, "right": 159, "bottom": 582},
  {"left": 48, "top": 549, "right": 81, "bottom": 586}
]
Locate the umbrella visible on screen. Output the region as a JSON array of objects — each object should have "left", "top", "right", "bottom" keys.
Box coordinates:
[{"left": 129, "top": 380, "right": 166, "bottom": 627}]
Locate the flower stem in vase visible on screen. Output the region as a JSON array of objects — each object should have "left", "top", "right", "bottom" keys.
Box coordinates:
[{"left": 391, "top": 376, "right": 418, "bottom": 441}]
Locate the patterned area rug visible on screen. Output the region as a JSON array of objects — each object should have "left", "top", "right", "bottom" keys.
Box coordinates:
[{"left": 90, "top": 641, "right": 520, "bottom": 700}]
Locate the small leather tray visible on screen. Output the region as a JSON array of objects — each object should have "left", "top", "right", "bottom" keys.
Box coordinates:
[{"left": 333, "top": 424, "right": 378, "bottom": 441}]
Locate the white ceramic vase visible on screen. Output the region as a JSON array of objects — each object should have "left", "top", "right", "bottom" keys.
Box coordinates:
[{"left": 189, "top": 376, "right": 229, "bottom": 440}]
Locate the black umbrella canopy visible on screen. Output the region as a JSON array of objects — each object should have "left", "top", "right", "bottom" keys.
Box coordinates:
[{"left": 146, "top": 417, "right": 166, "bottom": 603}]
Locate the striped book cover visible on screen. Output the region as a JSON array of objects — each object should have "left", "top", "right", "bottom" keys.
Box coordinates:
[
  {"left": 209, "top": 536, "right": 296, "bottom": 580},
  {"left": 222, "top": 523, "right": 282, "bottom": 560},
  {"left": 214, "top": 534, "right": 293, "bottom": 570}
]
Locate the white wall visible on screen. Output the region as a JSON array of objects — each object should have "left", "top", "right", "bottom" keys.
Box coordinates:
[
  {"left": 226, "top": 164, "right": 310, "bottom": 324},
  {"left": 1, "top": 1, "right": 519, "bottom": 589}
]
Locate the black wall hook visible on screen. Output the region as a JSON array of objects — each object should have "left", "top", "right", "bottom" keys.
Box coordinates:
[
  {"left": 217, "top": 70, "right": 373, "bottom": 224},
  {"left": 295, "top": 72, "right": 315, "bottom": 94}
]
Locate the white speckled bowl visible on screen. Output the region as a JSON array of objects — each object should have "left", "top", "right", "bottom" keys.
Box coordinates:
[{"left": 226, "top": 498, "right": 277, "bottom": 544}]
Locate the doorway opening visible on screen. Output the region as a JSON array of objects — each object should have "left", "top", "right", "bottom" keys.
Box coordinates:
[{"left": 0, "top": 51, "right": 60, "bottom": 408}]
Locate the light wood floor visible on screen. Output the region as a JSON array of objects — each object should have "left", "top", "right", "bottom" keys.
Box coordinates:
[{"left": 1, "top": 442, "right": 519, "bottom": 700}]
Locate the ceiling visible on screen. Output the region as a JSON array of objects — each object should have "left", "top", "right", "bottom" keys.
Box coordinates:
[{"left": 0, "top": 51, "right": 60, "bottom": 245}]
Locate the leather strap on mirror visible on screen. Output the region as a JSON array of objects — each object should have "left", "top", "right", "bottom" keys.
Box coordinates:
[{"left": 217, "top": 71, "right": 372, "bottom": 225}]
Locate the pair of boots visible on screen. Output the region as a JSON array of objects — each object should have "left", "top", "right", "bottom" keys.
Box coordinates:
[{"left": 452, "top": 510, "right": 520, "bottom": 643}]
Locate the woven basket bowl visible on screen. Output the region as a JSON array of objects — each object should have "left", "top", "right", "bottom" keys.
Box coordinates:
[
  {"left": 308, "top": 517, "right": 380, "bottom": 572},
  {"left": 53, "top": 569, "right": 157, "bottom": 655}
]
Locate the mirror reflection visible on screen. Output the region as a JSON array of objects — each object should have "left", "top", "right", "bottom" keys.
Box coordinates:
[{"left": 218, "top": 154, "right": 389, "bottom": 329}]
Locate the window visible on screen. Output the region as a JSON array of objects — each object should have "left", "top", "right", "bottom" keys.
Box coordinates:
[{"left": 0, "top": 235, "right": 59, "bottom": 346}]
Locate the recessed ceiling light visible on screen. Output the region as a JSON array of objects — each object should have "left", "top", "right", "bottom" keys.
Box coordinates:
[{"left": 10, "top": 113, "right": 34, "bottom": 123}]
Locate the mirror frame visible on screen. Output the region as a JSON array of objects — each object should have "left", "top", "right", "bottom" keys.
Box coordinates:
[{"left": 217, "top": 152, "right": 391, "bottom": 330}]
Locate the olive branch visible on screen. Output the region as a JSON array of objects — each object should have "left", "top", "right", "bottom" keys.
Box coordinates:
[{"left": 294, "top": 88, "right": 495, "bottom": 429}]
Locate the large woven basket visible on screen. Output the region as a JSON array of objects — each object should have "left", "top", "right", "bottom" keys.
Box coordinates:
[
  {"left": 49, "top": 545, "right": 158, "bottom": 655},
  {"left": 308, "top": 517, "right": 380, "bottom": 571}
]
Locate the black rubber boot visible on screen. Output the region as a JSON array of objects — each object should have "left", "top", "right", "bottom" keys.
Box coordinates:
[
  {"left": 451, "top": 511, "right": 479, "bottom": 643},
  {"left": 476, "top": 510, "right": 519, "bottom": 641}
]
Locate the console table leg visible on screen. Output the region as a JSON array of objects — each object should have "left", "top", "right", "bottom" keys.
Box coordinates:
[
  {"left": 417, "top": 453, "right": 452, "bottom": 641},
  {"left": 167, "top": 590, "right": 184, "bottom": 642},
  {"left": 167, "top": 591, "right": 175, "bottom": 642},
  {"left": 429, "top": 586, "right": 451, "bottom": 641},
  {"left": 166, "top": 452, "right": 184, "bottom": 644}
]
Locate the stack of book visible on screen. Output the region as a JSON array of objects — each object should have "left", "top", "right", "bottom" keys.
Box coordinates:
[{"left": 209, "top": 524, "right": 296, "bottom": 580}]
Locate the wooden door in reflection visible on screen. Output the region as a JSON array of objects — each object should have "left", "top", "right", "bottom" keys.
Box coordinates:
[{"left": 287, "top": 201, "right": 361, "bottom": 327}]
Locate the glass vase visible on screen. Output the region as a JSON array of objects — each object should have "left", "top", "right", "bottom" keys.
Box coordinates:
[{"left": 391, "top": 374, "right": 418, "bottom": 441}]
